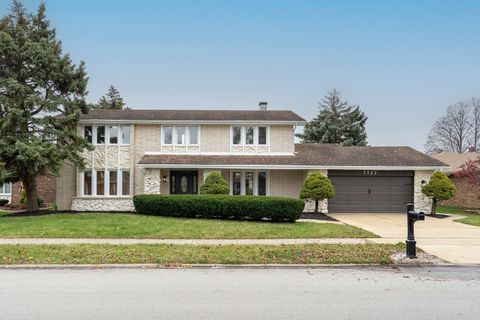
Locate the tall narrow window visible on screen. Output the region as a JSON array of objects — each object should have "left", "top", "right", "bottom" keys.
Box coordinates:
[
  {"left": 109, "top": 126, "right": 118, "bottom": 144},
  {"left": 258, "top": 127, "right": 267, "bottom": 145},
  {"left": 189, "top": 126, "right": 199, "bottom": 145},
  {"left": 245, "top": 172, "right": 254, "bottom": 195},
  {"left": 96, "top": 171, "right": 105, "bottom": 196},
  {"left": 84, "top": 171, "right": 92, "bottom": 196},
  {"left": 122, "top": 171, "right": 130, "bottom": 196},
  {"left": 233, "top": 127, "right": 242, "bottom": 145},
  {"left": 97, "top": 126, "right": 105, "bottom": 144},
  {"left": 109, "top": 171, "right": 117, "bottom": 195},
  {"left": 121, "top": 126, "right": 130, "bottom": 144},
  {"left": 232, "top": 172, "right": 241, "bottom": 195},
  {"left": 245, "top": 127, "right": 254, "bottom": 145},
  {"left": 258, "top": 172, "right": 267, "bottom": 196},
  {"left": 164, "top": 126, "right": 173, "bottom": 144},
  {"left": 176, "top": 126, "right": 186, "bottom": 145},
  {"left": 84, "top": 126, "right": 93, "bottom": 143}
]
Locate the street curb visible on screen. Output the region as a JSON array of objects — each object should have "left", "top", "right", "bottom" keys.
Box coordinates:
[{"left": 0, "top": 263, "right": 471, "bottom": 270}]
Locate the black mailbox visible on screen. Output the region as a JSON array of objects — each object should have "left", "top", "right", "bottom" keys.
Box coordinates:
[{"left": 405, "top": 203, "right": 425, "bottom": 259}]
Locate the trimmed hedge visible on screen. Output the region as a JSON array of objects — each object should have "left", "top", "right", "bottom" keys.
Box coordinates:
[
  {"left": 133, "top": 195, "right": 304, "bottom": 222},
  {"left": 0, "top": 199, "right": 8, "bottom": 206}
]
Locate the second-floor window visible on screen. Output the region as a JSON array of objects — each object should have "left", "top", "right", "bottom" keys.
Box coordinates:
[
  {"left": 231, "top": 126, "right": 268, "bottom": 146},
  {"left": 83, "top": 125, "right": 131, "bottom": 145},
  {"left": 162, "top": 125, "right": 199, "bottom": 146}
]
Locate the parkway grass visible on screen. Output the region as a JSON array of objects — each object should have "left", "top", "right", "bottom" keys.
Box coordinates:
[
  {"left": 0, "top": 213, "right": 376, "bottom": 239},
  {"left": 0, "top": 243, "right": 402, "bottom": 265}
]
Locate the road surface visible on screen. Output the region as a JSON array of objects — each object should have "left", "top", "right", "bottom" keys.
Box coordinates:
[{"left": 0, "top": 266, "right": 479, "bottom": 320}]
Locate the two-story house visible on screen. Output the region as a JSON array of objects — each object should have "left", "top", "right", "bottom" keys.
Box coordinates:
[{"left": 55, "top": 104, "right": 448, "bottom": 214}]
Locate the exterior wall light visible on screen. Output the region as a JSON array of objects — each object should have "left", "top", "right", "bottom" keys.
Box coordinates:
[{"left": 162, "top": 176, "right": 167, "bottom": 183}]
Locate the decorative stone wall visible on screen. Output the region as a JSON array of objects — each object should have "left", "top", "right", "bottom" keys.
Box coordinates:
[
  {"left": 71, "top": 198, "right": 135, "bottom": 212},
  {"left": 118, "top": 146, "right": 130, "bottom": 168},
  {"left": 144, "top": 168, "right": 161, "bottom": 194},
  {"left": 303, "top": 170, "right": 329, "bottom": 213},
  {"left": 414, "top": 170, "right": 434, "bottom": 214},
  {"left": 106, "top": 146, "right": 118, "bottom": 168},
  {"left": 93, "top": 146, "right": 106, "bottom": 169}
]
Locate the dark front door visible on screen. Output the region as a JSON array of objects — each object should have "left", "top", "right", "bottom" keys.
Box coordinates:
[
  {"left": 328, "top": 171, "right": 414, "bottom": 213},
  {"left": 170, "top": 171, "right": 198, "bottom": 194}
]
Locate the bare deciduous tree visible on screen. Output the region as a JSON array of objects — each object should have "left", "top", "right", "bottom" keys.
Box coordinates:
[
  {"left": 426, "top": 101, "right": 472, "bottom": 153},
  {"left": 470, "top": 98, "right": 480, "bottom": 151}
]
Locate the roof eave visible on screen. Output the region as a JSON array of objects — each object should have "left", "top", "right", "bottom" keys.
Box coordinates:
[{"left": 79, "top": 119, "right": 306, "bottom": 125}]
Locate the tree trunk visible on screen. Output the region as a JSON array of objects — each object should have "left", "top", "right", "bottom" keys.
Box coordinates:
[
  {"left": 431, "top": 198, "right": 437, "bottom": 216},
  {"left": 314, "top": 200, "right": 318, "bottom": 213},
  {"left": 22, "top": 174, "right": 39, "bottom": 212}
]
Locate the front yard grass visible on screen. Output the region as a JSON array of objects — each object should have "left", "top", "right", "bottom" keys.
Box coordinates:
[
  {"left": 0, "top": 243, "right": 402, "bottom": 265},
  {"left": 0, "top": 213, "right": 376, "bottom": 239},
  {"left": 455, "top": 215, "right": 480, "bottom": 227},
  {"left": 437, "top": 205, "right": 480, "bottom": 227}
]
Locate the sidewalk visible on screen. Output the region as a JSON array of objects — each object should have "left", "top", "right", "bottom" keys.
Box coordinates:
[{"left": 0, "top": 238, "right": 373, "bottom": 245}]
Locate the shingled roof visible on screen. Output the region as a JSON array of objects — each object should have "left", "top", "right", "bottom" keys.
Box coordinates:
[
  {"left": 139, "top": 144, "right": 449, "bottom": 168},
  {"left": 80, "top": 109, "right": 306, "bottom": 123}
]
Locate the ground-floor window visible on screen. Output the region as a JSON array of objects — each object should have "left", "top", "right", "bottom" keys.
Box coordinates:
[
  {"left": 230, "top": 171, "right": 268, "bottom": 196},
  {"left": 82, "top": 170, "right": 130, "bottom": 197},
  {"left": 0, "top": 182, "right": 12, "bottom": 195}
]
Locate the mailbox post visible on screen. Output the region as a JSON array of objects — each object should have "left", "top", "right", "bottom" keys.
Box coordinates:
[{"left": 405, "top": 203, "right": 425, "bottom": 259}]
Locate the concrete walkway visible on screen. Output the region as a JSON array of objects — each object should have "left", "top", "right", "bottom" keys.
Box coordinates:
[
  {"left": 0, "top": 238, "right": 368, "bottom": 245},
  {"left": 329, "top": 212, "right": 480, "bottom": 264}
]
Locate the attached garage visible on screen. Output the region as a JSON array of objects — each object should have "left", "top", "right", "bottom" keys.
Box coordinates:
[{"left": 328, "top": 170, "right": 414, "bottom": 213}]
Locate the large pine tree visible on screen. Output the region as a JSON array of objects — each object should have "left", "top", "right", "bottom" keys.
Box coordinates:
[
  {"left": 0, "top": 1, "right": 90, "bottom": 211},
  {"left": 94, "top": 85, "right": 127, "bottom": 109},
  {"left": 298, "top": 89, "right": 368, "bottom": 146}
]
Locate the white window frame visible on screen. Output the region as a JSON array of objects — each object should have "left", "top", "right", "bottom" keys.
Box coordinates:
[
  {"left": 230, "top": 126, "right": 270, "bottom": 148},
  {"left": 83, "top": 124, "right": 131, "bottom": 146},
  {"left": 161, "top": 125, "right": 201, "bottom": 147},
  {"left": 81, "top": 169, "right": 131, "bottom": 197},
  {"left": 0, "top": 182, "right": 12, "bottom": 195},
  {"left": 229, "top": 170, "right": 269, "bottom": 196}
]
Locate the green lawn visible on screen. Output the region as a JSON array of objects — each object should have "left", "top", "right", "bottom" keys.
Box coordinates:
[
  {"left": 455, "top": 215, "right": 480, "bottom": 227},
  {"left": 0, "top": 243, "right": 401, "bottom": 265},
  {"left": 436, "top": 205, "right": 469, "bottom": 215},
  {"left": 0, "top": 213, "right": 376, "bottom": 239}
]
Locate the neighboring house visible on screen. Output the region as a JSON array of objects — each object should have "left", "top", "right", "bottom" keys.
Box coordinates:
[
  {"left": 432, "top": 151, "right": 480, "bottom": 209},
  {"left": 56, "top": 105, "right": 448, "bottom": 214},
  {"left": 0, "top": 182, "right": 12, "bottom": 204}
]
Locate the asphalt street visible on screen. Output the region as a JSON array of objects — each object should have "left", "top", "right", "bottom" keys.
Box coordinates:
[{"left": 0, "top": 266, "right": 479, "bottom": 320}]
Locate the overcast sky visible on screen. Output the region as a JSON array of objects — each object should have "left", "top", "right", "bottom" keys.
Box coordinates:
[{"left": 4, "top": 0, "right": 480, "bottom": 151}]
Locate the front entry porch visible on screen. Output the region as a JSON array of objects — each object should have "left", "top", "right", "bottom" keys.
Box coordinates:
[{"left": 170, "top": 170, "right": 198, "bottom": 194}]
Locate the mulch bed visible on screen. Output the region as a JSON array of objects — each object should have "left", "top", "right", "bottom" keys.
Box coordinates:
[
  {"left": 300, "top": 213, "right": 339, "bottom": 222},
  {"left": 428, "top": 214, "right": 450, "bottom": 219}
]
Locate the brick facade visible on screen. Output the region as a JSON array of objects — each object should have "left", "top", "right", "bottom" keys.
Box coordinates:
[
  {"left": 443, "top": 177, "right": 480, "bottom": 209},
  {"left": 10, "top": 174, "right": 57, "bottom": 208}
]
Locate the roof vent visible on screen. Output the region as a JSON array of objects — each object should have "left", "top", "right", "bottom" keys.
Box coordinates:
[{"left": 259, "top": 101, "right": 268, "bottom": 111}]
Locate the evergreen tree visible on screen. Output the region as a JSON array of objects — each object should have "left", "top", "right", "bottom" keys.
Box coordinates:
[
  {"left": 299, "top": 172, "right": 335, "bottom": 213},
  {"left": 421, "top": 172, "right": 456, "bottom": 216},
  {"left": 0, "top": 1, "right": 90, "bottom": 211},
  {"left": 94, "top": 85, "right": 127, "bottom": 109},
  {"left": 298, "top": 89, "right": 368, "bottom": 146}
]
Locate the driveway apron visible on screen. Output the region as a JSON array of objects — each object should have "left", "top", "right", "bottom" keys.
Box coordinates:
[{"left": 328, "top": 213, "right": 480, "bottom": 264}]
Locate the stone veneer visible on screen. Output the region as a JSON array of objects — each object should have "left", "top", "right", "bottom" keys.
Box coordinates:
[
  {"left": 71, "top": 198, "right": 135, "bottom": 212},
  {"left": 414, "top": 170, "right": 434, "bottom": 214},
  {"left": 303, "top": 169, "right": 329, "bottom": 213},
  {"left": 144, "top": 168, "right": 162, "bottom": 194}
]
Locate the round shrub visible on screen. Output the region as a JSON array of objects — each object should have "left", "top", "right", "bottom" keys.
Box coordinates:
[
  {"left": 133, "top": 194, "right": 304, "bottom": 222},
  {"left": 200, "top": 172, "right": 230, "bottom": 194},
  {"left": 0, "top": 199, "right": 9, "bottom": 206},
  {"left": 299, "top": 172, "right": 335, "bottom": 213}
]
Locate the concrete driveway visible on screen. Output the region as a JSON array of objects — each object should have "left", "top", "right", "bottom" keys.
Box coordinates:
[{"left": 328, "top": 212, "right": 480, "bottom": 264}]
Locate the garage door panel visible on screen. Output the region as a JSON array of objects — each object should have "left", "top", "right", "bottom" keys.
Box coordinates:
[{"left": 329, "top": 174, "right": 413, "bottom": 213}]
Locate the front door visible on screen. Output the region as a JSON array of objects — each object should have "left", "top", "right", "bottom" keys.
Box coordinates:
[{"left": 170, "top": 171, "right": 198, "bottom": 194}]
